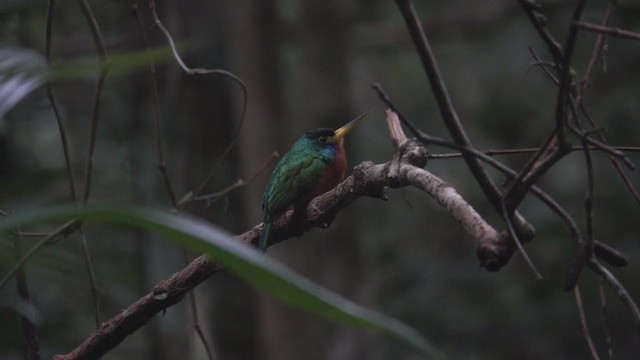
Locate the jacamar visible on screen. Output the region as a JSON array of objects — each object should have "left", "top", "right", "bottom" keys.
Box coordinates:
[{"left": 260, "top": 112, "right": 369, "bottom": 251}]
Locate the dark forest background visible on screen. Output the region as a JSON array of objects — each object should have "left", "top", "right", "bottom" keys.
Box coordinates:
[{"left": 1, "top": 1, "right": 639, "bottom": 359}]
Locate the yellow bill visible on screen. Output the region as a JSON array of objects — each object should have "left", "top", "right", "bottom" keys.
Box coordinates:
[{"left": 332, "top": 111, "right": 370, "bottom": 141}]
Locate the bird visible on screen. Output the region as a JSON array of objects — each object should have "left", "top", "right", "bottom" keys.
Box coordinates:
[{"left": 259, "top": 112, "right": 369, "bottom": 251}]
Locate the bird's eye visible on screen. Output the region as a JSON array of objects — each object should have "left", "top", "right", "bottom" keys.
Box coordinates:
[{"left": 318, "top": 135, "right": 328, "bottom": 143}]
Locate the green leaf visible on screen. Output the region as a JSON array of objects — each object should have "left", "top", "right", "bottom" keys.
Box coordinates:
[
  {"left": 0, "top": 204, "right": 443, "bottom": 358},
  {"left": 0, "top": 46, "right": 46, "bottom": 118},
  {"left": 0, "top": 45, "right": 173, "bottom": 118}
]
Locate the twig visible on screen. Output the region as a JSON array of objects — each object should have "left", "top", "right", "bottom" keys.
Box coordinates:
[
  {"left": 588, "top": 261, "right": 640, "bottom": 340},
  {"left": 574, "top": 286, "right": 602, "bottom": 360},
  {"left": 187, "top": 287, "right": 214, "bottom": 360},
  {"left": 518, "top": 0, "right": 563, "bottom": 64},
  {"left": 555, "top": 0, "right": 586, "bottom": 145},
  {"left": 193, "top": 152, "right": 279, "bottom": 208},
  {"left": 140, "top": 3, "right": 250, "bottom": 357},
  {"left": 567, "top": 124, "right": 634, "bottom": 169},
  {"left": 582, "top": 137, "right": 595, "bottom": 260},
  {"left": 529, "top": 10, "right": 640, "bottom": 206},
  {"left": 572, "top": 21, "right": 640, "bottom": 41},
  {"left": 45, "top": 0, "right": 78, "bottom": 203},
  {"left": 559, "top": 129, "right": 598, "bottom": 302},
  {"left": 0, "top": 220, "right": 80, "bottom": 289},
  {"left": 78, "top": 228, "right": 100, "bottom": 328},
  {"left": 570, "top": 0, "right": 640, "bottom": 205},
  {"left": 15, "top": 229, "right": 40, "bottom": 360},
  {"left": 429, "top": 145, "right": 640, "bottom": 160},
  {"left": 77, "top": 0, "right": 109, "bottom": 203},
  {"left": 530, "top": 1, "right": 640, "bottom": 204},
  {"left": 392, "top": 0, "right": 515, "bottom": 228},
  {"left": 530, "top": 0, "right": 640, "bottom": 304},
  {"left": 577, "top": 101, "right": 640, "bottom": 205},
  {"left": 504, "top": 0, "right": 587, "bottom": 211},
  {"left": 76, "top": 0, "right": 109, "bottom": 331},
  {"left": 131, "top": 4, "right": 178, "bottom": 207},
  {"left": 144, "top": 2, "right": 216, "bottom": 356},
  {"left": 599, "top": 280, "right": 615, "bottom": 360},
  {"left": 564, "top": 105, "right": 631, "bottom": 289},
  {"left": 148, "top": 0, "right": 247, "bottom": 89},
  {"left": 528, "top": 47, "right": 559, "bottom": 85},
  {"left": 501, "top": 201, "right": 542, "bottom": 279},
  {"left": 576, "top": 0, "right": 616, "bottom": 99},
  {"left": 147, "top": 0, "right": 248, "bottom": 210}
]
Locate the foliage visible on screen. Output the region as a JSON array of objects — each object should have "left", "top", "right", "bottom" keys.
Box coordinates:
[{"left": 1, "top": 0, "right": 639, "bottom": 359}]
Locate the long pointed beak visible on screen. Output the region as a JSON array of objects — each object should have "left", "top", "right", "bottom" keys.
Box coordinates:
[{"left": 333, "top": 111, "right": 370, "bottom": 141}]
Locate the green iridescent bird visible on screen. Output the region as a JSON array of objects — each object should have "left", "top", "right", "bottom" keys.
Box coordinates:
[{"left": 260, "top": 112, "right": 369, "bottom": 251}]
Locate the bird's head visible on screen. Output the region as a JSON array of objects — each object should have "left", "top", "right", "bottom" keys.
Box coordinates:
[{"left": 303, "top": 111, "right": 369, "bottom": 150}]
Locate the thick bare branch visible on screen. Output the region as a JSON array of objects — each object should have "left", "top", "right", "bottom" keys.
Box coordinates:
[{"left": 52, "top": 110, "right": 507, "bottom": 359}]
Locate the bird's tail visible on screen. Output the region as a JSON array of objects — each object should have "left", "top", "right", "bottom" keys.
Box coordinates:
[{"left": 259, "top": 220, "right": 272, "bottom": 251}]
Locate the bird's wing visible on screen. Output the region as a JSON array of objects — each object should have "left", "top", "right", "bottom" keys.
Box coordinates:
[{"left": 263, "top": 151, "right": 330, "bottom": 216}]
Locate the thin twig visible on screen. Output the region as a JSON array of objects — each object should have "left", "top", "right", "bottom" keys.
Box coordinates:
[
  {"left": 504, "top": 0, "right": 587, "bottom": 211},
  {"left": 577, "top": 101, "right": 640, "bottom": 204},
  {"left": 131, "top": 4, "right": 178, "bottom": 207},
  {"left": 149, "top": 0, "right": 247, "bottom": 85},
  {"left": 574, "top": 286, "right": 602, "bottom": 360},
  {"left": 77, "top": 0, "right": 109, "bottom": 203},
  {"left": 576, "top": 0, "right": 616, "bottom": 99},
  {"left": 555, "top": 0, "right": 586, "bottom": 145},
  {"left": 529, "top": 6, "right": 640, "bottom": 205},
  {"left": 429, "top": 145, "right": 640, "bottom": 160},
  {"left": 501, "top": 201, "right": 542, "bottom": 279},
  {"left": 528, "top": 47, "right": 559, "bottom": 85},
  {"left": 193, "top": 152, "right": 279, "bottom": 208},
  {"left": 45, "top": 0, "right": 78, "bottom": 203},
  {"left": 0, "top": 220, "right": 79, "bottom": 289},
  {"left": 15, "top": 228, "right": 40, "bottom": 360},
  {"left": 582, "top": 139, "right": 595, "bottom": 260},
  {"left": 531, "top": 21, "right": 637, "bottom": 290},
  {"left": 76, "top": 0, "right": 109, "bottom": 331},
  {"left": 78, "top": 227, "right": 100, "bottom": 328},
  {"left": 518, "top": 0, "right": 563, "bottom": 64},
  {"left": 147, "top": 0, "right": 248, "bottom": 210},
  {"left": 571, "top": 0, "right": 640, "bottom": 205},
  {"left": 142, "top": 3, "right": 251, "bottom": 357},
  {"left": 567, "top": 123, "right": 634, "bottom": 169},
  {"left": 133, "top": 9, "right": 199, "bottom": 350},
  {"left": 572, "top": 21, "right": 640, "bottom": 41},
  {"left": 186, "top": 286, "right": 214, "bottom": 360},
  {"left": 569, "top": 10, "right": 640, "bottom": 336},
  {"left": 588, "top": 261, "right": 640, "bottom": 340},
  {"left": 599, "top": 280, "right": 615, "bottom": 360}
]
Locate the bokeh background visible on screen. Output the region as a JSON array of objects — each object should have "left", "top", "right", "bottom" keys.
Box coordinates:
[{"left": 1, "top": 0, "right": 639, "bottom": 359}]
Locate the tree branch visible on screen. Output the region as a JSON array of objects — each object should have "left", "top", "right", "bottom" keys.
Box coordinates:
[
  {"left": 572, "top": 21, "right": 640, "bottom": 42},
  {"left": 504, "top": 0, "right": 587, "bottom": 211},
  {"left": 391, "top": 0, "right": 536, "bottom": 241},
  {"left": 53, "top": 110, "right": 507, "bottom": 359}
]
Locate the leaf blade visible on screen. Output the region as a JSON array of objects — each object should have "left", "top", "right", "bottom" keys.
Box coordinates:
[{"left": 0, "top": 205, "right": 442, "bottom": 358}]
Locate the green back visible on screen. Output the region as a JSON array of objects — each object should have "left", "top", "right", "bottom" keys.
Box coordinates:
[{"left": 263, "top": 136, "right": 336, "bottom": 219}]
